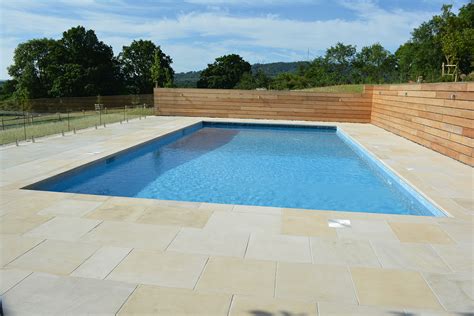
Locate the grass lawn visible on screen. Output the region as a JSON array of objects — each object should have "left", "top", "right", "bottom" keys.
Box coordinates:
[
  {"left": 0, "top": 107, "right": 154, "bottom": 145},
  {"left": 298, "top": 84, "right": 364, "bottom": 93}
]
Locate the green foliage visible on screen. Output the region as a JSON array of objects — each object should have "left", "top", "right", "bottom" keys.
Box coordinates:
[
  {"left": 54, "top": 26, "right": 121, "bottom": 97},
  {"left": 0, "top": 80, "right": 17, "bottom": 100},
  {"left": 324, "top": 42, "right": 357, "bottom": 84},
  {"left": 7, "top": 27, "right": 122, "bottom": 98},
  {"left": 251, "top": 62, "right": 310, "bottom": 78},
  {"left": 8, "top": 38, "right": 61, "bottom": 98},
  {"left": 197, "top": 54, "right": 251, "bottom": 89},
  {"left": 174, "top": 62, "right": 308, "bottom": 88},
  {"left": 438, "top": 4, "right": 474, "bottom": 74},
  {"left": 6, "top": 27, "right": 174, "bottom": 100},
  {"left": 120, "top": 40, "right": 174, "bottom": 93},
  {"left": 174, "top": 71, "right": 202, "bottom": 88},
  {"left": 353, "top": 43, "right": 398, "bottom": 83},
  {"left": 271, "top": 73, "right": 309, "bottom": 90},
  {"left": 395, "top": 3, "right": 473, "bottom": 82},
  {"left": 235, "top": 70, "right": 272, "bottom": 90},
  {"left": 396, "top": 18, "right": 444, "bottom": 82}
]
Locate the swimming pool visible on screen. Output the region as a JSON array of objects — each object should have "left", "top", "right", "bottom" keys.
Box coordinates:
[{"left": 28, "top": 122, "right": 445, "bottom": 217}]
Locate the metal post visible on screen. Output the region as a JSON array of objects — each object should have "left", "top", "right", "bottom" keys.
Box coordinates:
[
  {"left": 123, "top": 105, "right": 126, "bottom": 121},
  {"left": 23, "top": 110, "right": 27, "bottom": 141},
  {"left": 67, "top": 110, "right": 70, "bottom": 131},
  {"left": 32, "top": 136, "right": 35, "bottom": 143},
  {"left": 99, "top": 107, "right": 102, "bottom": 126}
]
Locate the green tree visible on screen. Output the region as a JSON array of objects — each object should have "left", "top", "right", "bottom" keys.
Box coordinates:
[
  {"left": 52, "top": 26, "right": 122, "bottom": 96},
  {"left": 8, "top": 26, "right": 122, "bottom": 98},
  {"left": 271, "top": 72, "right": 309, "bottom": 90},
  {"left": 8, "top": 38, "right": 62, "bottom": 98},
  {"left": 353, "top": 43, "right": 397, "bottom": 83},
  {"left": 395, "top": 3, "right": 473, "bottom": 82},
  {"left": 119, "top": 40, "right": 174, "bottom": 93},
  {"left": 235, "top": 70, "right": 272, "bottom": 90},
  {"left": 0, "top": 80, "right": 17, "bottom": 100},
  {"left": 197, "top": 54, "right": 251, "bottom": 89},
  {"left": 324, "top": 42, "right": 357, "bottom": 83},
  {"left": 437, "top": 4, "right": 474, "bottom": 77},
  {"left": 150, "top": 50, "right": 162, "bottom": 88},
  {"left": 303, "top": 57, "right": 335, "bottom": 87}
]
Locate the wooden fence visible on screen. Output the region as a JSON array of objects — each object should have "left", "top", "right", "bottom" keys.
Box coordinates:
[
  {"left": 154, "top": 88, "right": 372, "bottom": 123},
  {"left": 369, "top": 83, "right": 473, "bottom": 166}
]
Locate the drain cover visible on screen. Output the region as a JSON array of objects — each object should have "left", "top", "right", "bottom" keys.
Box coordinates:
[{"left": 328, "top": 219, "right": 351, "bottom": 228}]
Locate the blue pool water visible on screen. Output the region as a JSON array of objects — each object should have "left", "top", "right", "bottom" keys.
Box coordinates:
[{"left": 30, "top": 122, "right": 445, "bottom": 216}]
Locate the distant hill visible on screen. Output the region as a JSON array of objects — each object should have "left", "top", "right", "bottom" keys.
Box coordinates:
[
  {"left": 174, "top": 71, "right": 202, "bottom": 88},
  {"left": 174, "top": 61, "right": 310, "bottom": 88}
]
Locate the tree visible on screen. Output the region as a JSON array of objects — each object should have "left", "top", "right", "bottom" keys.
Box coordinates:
[
  {"left": 436, "top": 4, "right": 474, "bottom": 77},
  {"left": 119, "top": 40, "right": 174, "bottom": 93},
  {"left": 303, "top": 57, "right": 336, "bottom": 87},
  {"left": 52, "top": 26, "right": 122, "bottom": 97},
  {"left": 150, "top": 51, "right": 162, "bottom": 88},
  {"left": 235, "top": 70, "right": 272, "bottom": 90},
  {"left": 197, "top": 54, "right": 251, "bottom": 89},
  {"left": 0, "top": 80, "right": 17, "bottom": 100},
  {"left": 7, "top": 26, "right": 122, "bottom": 98},
  {"left": 271, "top": 72, "right": 309, "bottom": 90},
  {"left": 324, "top": 43, "right": 357, "bottom": 84},
  {"left": 455, "top": 3, "right": 474, "bottom": 75},
  {"left": 395, "top": 3, "right": 473, "bottom": 82},
  {"left": 353, "top": 43, "right": 397, "bottom": 83},
  {"left": 8, "top": 38, "right": 62, "bottom": 99}
]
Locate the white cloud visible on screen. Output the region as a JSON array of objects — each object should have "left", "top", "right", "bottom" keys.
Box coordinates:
[{"left": 0, "top": 0, "right": 437, "bottom": 78}]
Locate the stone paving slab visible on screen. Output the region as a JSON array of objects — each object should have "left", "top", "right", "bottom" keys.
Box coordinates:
[
  {"left": 2, "top": 272, "right": 136, "bottom": 315},
  {"left": 107, "top": 249, "right": 208, "bottom": 289},
  {"left": 0, "top": 116, "right": 472, "bottom": 314},
  {"left": 118, "top": 285, "right": 232, "bottom": 315}
]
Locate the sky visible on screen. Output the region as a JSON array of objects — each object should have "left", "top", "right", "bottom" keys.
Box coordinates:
[{"left": 0, "top": 0, "right": 468, "bottom": 79}]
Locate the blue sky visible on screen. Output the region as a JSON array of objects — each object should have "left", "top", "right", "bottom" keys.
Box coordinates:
[{"left": 0, "top": 0, "right": 467, "bottom": 79}]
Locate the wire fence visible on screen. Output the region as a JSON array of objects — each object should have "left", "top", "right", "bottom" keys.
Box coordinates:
[{"left": 0, "top": 94, "right": 154, "bottom": 145}]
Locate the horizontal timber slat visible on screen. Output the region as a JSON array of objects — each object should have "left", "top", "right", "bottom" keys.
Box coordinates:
[
  {"left": 155, "top": 88, "right": 371, "bottom": 123},
  {"left": 370, "top": 83, "right": 473, "bottom": 166}
]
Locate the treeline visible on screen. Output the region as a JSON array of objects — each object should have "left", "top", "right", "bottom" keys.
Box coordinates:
[
  {"left": 1, "top": 26, "right": 174, "bottom": 101},
  {"left": 196, "top": 3, "right": 473, "bottom": 90},
  {"left": 1, "top": 3, "right": 472, "bottom": 103},
  {"left": 174, "top": 61, "right": 309, "bottom": 88}
]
